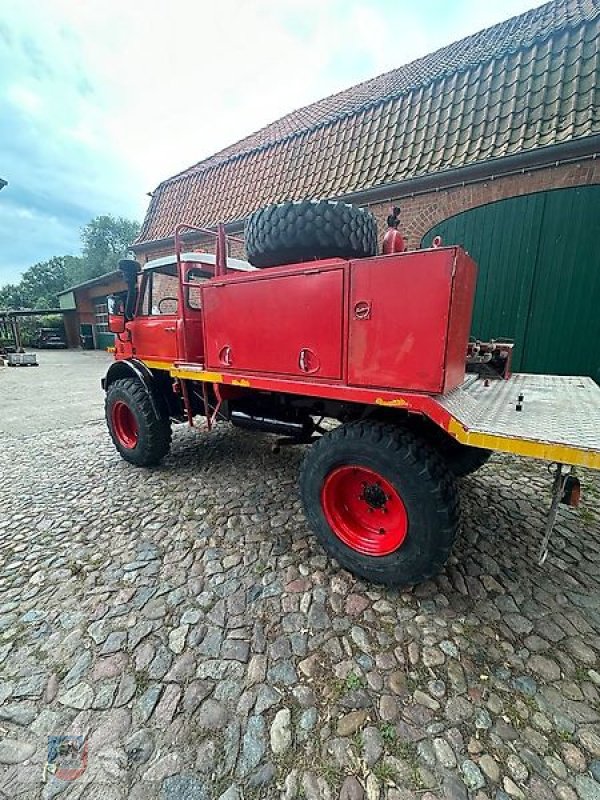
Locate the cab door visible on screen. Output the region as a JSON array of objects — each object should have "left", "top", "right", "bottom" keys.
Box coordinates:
[{"left": 129, "top": 269, "right": 179, "bottom": 363}]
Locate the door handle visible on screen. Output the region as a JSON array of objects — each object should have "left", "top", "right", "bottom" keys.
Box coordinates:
[{"left": 164, "top": 326, "right": 176, "bottom": 333}]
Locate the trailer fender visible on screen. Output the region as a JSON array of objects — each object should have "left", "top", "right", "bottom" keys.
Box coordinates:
[{"left": 101, "top": 359, "right": 164, "bottom": 420}]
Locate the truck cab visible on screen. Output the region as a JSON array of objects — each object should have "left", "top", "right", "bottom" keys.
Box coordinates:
[{"left": 110, "top": 252, "right": 256, "bottom": 367}]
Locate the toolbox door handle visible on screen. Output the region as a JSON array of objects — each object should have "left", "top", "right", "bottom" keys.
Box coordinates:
[
  {"left": 219, "top": 345, "right": 233, "bottom": 366},
  {"left": 354, "top": 300, "right": 371, "bottom": 320},
  {"left": 299, "top": 347, "right": 320, "bottom": 374}
]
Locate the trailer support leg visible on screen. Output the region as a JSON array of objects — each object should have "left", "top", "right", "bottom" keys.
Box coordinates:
[{"left": 538, "top": 464, "right": 568, "bottom": 565}]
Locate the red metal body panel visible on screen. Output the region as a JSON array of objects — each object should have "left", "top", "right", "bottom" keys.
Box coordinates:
[
  {"left": 129, "top": 316, "right": 178, "bottom": 362},
  {"left": 348, "top": 248, "right": 476, "bottom": 393},
  {"left": 121, "top": 246, "right": 476, "bottom": 399},
  {"left": 445, "top": 249, "right": 477, "bottom": 390},
  {"left": 172, "top": 361, "right": 453, "bottom": 421},
  {"left": 201, "top": 267, "right": 345, "bottom": 379}
]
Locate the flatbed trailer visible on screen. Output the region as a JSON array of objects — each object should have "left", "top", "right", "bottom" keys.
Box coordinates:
[{"left": 101, "top": 201, "right": 600, "bottom": 586}]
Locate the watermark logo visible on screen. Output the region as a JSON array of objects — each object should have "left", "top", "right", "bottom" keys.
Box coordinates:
[{"left": 47, "top": 736, "right": 88, "bottom": 781}]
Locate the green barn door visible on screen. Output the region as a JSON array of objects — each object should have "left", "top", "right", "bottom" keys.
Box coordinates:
[{"left": 421, "top": 186, "right": 600, "bottom": 381}]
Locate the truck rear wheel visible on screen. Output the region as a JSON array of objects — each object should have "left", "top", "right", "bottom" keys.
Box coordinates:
[
  {"left": 422, "top": 426, "right": 492, "bottom": 477},
  {"left": 443, "top": 442, "right": 491, "bottom": 477},
  {"left": 105, "top": 378, "right": 171, "bottom": 466},
  {"left": 245, "top": 200, "right": 378, "bottom": 268},
  {"left": 299, "top": 421, "right": 460, "bottom": 587}
]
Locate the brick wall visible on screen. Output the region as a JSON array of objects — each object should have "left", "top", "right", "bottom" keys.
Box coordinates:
[
  {"left": 134, "top": 158, "right": 600, "bottom": 261},
  {"left": 135, "top": 234, "right": 246, "bottom": 266},
  {"left": 366, "top": 158, "right": 600, "bottom": 250}
]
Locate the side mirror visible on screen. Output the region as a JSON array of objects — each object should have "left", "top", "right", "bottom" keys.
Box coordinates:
[
  {"left": 119, "top": 258, "right": 141, "bottom": 319},
  {"left": 108, "top": 295, "right": 126, "bottom": 334}
]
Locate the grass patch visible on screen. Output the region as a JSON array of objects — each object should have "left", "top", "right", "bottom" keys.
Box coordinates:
[
  {"left": 345, "top": 671, "right": 363, "bottom": 691},
  {"left": 254, "top": 560, "right": 270, "bottom": 577},
  {"left": 134, "top": 670, "right": 150, "bottom": 697},
  {"left": 318, "top": 760, "right": 345, "bottom": 789},
  {"left": 557, "top": 729, "right": 574, "bottom": 743},
  {"left": 373, "top": 761, "right": 398, "bottom": 784},
  {"left": 503, "top": 705, "right": 525, "bottom": 730},
  {"left": 393, "top": 740, "right": 417, "bottom": 761},
  {"left": 380, "top": 722, "right": 396, "bottom": 745},
  {"left": 521, "top": 693, "right": 539, "bottom": 713}
]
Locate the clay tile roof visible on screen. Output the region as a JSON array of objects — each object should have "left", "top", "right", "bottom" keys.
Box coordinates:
[{"left": 136, "top": 0, "right": 600, "bottom": 246}]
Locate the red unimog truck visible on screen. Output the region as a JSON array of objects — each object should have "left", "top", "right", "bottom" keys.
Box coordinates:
[{"left": 102, "top": 201, "right": 600, "bottom": 586}]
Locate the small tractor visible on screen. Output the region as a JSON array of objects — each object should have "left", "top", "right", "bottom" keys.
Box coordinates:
[{"left": 102, "top": 201, "right": 600, "bottom": 586}]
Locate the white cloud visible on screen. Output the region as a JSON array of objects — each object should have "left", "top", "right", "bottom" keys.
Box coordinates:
[
  {"left": 0, "top": 0, "right": 546, "bottom": 283},
  {"left": 6, "top": 84, "right": 43, "bottom": 116}
]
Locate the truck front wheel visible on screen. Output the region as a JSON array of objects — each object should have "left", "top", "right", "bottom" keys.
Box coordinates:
[
  {"left": 105, "top": 378, "right": 171, "bottom": 466},
  {"left": 299, "top": 421, "right": 460, "bottom": 587}
]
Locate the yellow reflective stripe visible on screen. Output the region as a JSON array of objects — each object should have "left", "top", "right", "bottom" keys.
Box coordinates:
[
  {"left": 171, "top": 368, "right": 223, "bottom": 383},
  {"left": 140, "top": 359, "right": 174, "bottom": 372},
  {"left": 447, "top": 419, "right": 600, "bottom": 470}
]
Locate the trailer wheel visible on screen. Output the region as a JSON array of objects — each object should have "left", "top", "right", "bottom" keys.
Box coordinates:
[
  {"left": 299, "top": 421, "right": 460, "bottom": 587},
  {"left": 245, "top": 200, "right": 378, "bottom": 268},
  {"left": 105, "top": 378, "right": 171, "bottom": 466}
]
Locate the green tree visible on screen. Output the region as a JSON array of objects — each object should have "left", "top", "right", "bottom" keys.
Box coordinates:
[
  {"left": 81, "top": 215, "right": 140, "bottom": 280},
  {"left": 19, "top": 256, "right": 70, "bottom": 309},
  {"left": 0, "top": 283, "right": 26, "bottom": 309},
  {"left": 0, "top": 213, "right": 139, "bottom": 309},
  {"left": 64, "top": 255, "right": 85, "bottom": 287}
]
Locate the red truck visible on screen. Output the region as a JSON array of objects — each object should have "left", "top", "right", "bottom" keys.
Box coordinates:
[{"left": 102, "top": 201, "right": 600, "bottom": 586}]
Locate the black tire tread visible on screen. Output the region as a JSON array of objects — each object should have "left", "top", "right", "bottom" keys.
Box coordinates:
[
  {"left": 105, "top": 377, "right": 171, "bottom": 466},
  {"left": 299, "top": 420, "right": 460, "bottom": 586},
  {"left": 447, "top": 444, "right": 492, "bottom": 477},
  {"left": 245, "top": 200, "right": 378, "bottom": 268}
]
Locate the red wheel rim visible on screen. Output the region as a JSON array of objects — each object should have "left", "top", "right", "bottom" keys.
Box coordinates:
[
  {"left": 111, "top": 401, "right": 138, "bottom": 449},
  {"left": 321, "top": 466, "right": 408, "bottom": 556}
]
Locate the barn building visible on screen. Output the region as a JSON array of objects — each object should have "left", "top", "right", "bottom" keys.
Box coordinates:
[
  {"left": 57, "top": 271, "right": 126, "bottom": 350},
  {"left": 132, "top": 0, "right": 600, "bottom": 380}
]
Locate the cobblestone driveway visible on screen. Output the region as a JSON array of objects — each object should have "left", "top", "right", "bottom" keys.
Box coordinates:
[{"left": 1, "top": 352, "right": 599, "bottom": 800}]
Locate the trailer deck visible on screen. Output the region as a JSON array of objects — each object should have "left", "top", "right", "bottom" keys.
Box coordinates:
[{"left": 441, "top": 373, "right": 600, "bottom": 469}]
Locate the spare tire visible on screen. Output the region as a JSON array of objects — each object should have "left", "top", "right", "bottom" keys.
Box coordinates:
[{"left": 245, "top": 200, "right": 378, "bottom": 268}]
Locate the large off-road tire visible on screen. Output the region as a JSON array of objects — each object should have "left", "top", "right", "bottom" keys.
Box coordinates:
[
  {"left": 105, "top": 378, "right": 171, "bottom": 466},
  {"left": 424, "top": 428, "right": 492, "bottom": 477},
  {"left": 443, "top": 441, "right": 492, "bottom": 477},
  {"left": 396, "top": 416, "right": 492, "bottom": 478},
  {"left": 245, "top": 200, "right": 378, "bottom": 268},
  {"left": 299, "top": 421, "right": 460, "bottom": 587}
]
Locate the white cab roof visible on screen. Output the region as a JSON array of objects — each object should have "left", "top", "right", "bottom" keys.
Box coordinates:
[{"left": 143, "top": 252, "right": 255, "bottom": 272}]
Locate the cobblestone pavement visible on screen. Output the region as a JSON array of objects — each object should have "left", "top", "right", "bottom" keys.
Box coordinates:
[{"left": 1, "top": 354, "right": 599, "bottom": 800}]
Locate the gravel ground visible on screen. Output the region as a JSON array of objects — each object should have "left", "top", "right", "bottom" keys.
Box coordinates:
[{"left": 0, "top": 351, "right": 599, "bottom": 800}]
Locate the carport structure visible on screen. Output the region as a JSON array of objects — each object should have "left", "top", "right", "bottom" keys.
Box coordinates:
[{"left": 0, "top": 308, "right": 66, "bottom": 351}]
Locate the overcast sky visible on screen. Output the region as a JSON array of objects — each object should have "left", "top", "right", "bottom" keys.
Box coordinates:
[{"left": 0, "top": 0, "right": 545, "bottom": 285}]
